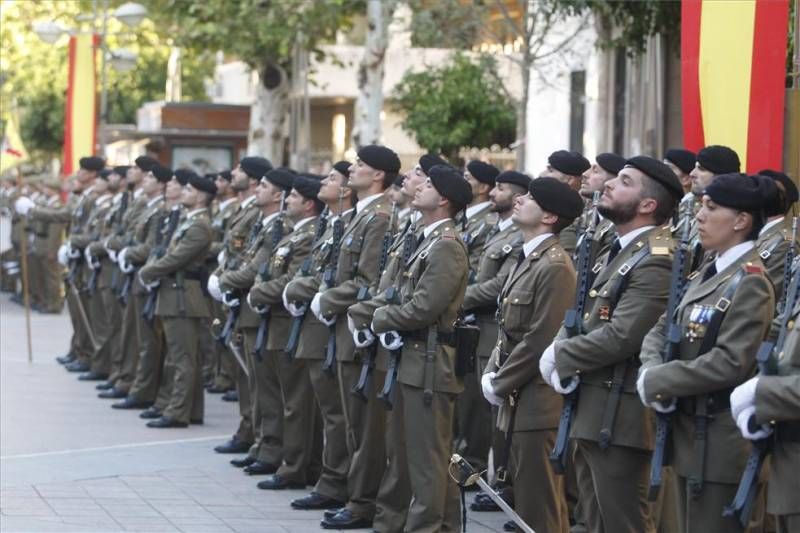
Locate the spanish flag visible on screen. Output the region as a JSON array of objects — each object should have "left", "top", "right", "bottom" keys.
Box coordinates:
[
  {"left": 682, "top": 0, "right": 789, "bottom": 173},
  {"left": 62, "top": 34, "right": 98, "bottom": 175},
  {"left": 0, "top": 112, "right": 29, "bottom": 175}
]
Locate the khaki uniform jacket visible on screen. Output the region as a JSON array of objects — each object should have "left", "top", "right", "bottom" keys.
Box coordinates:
[
  {"left": 105, "top": 190, "right": 148, "bottom": 252},
  {"left": 462, "top": 221, "right": 522, "bottom": 357},
  {"left": 219, "top": 213, "right": 290, "bottom": 329},
  {"left": 220, "top": 197, "right": 261, "bottom": 270},
  {"left": 31, "top": 196, "right": 65, "bottom": 259},
  {"left": 208, "top": 197, "right": 240, "bottom": 260},
  {"left": 372, "top": 221, "right": 469, "bottom": 394},
  {"left": 72, "top": 194, "right": 114, "bottom": 286},
  {"left": 86, "top": 192, "right": 127, "bottom": 289},
  {"left": 755, "top": 262, "right": 800, "bottom": 515},
  {"left": 486, "top": 236, "right": 576, "bottom": 432},
  {"left": 30, "top": 190, "right": 94, "bottom": 242},
  {"left": 318, "top": 196, "right": 392, "bottom": 363},
  {"left": 249, "top": 217, "right": 317, "bottom": 350},
  {"left": 640, "top": 248, "right": 774, "bottom": 484},
  {"left": 139, "top": 210, "right": 213, "bottom": 318},
  {"left": 554, "top": 225, "right": 674, "bottom": 450},
  {"left": 461, "top": 203, "right": 497, "bottom": 274},
  {"left": 756, "top": 217, "right": 795, "bottom": 303},
  {"left": 124, "top": 197, "right": 165, "bottom": 266}
]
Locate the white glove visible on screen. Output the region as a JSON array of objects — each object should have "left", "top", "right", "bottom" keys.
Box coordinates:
[
  {"left": 137, "top": 271, "right": 159, "bottom": 291},
  {"left": 481, "top": 372, "right": 503, "bottom": 406},
  {"left": 736, "top": 406, "right": 772, "bottom": 440},
  {"left": 107, "top": 248, "right": 117, "bottom": 263},
  {"left": 730, "top": 376, "right": 759, "bottom": 421},
  {"left": 463, "top": 313, "right": 476, "bottom": 324},
  {"left": 14, "top": 196, "right": 34, "bottom": 215},
  {"left": 246, "top": 291, "right": 267, "bottom": 314},
  {"left": 347, "top": 315, "right": 357, "bottom": 334},
  {"left": 637, "top": 368, "right": 676, "bottom": 413},
  {"left": 379, "top": 330, "right": 403, "bottom": 351},
  {"left": 311, "top": 292, "right": 336, "bottom": 325},
  {"left": 217, "top": 249, "right": 226, "bottom": 266},
  {"left": 552, "top": 371, "right": 579, "bottom": 394},
  {"left": 282, "top": 285, "right": 305, "bottom": 317},
  {"left": 207, "top": 274, "right": 222, "bottom": 301},
  {"left": 67, "top": 243, "right": 81, "bottom": 259},
  {"left": 539, "top": 342, "right": 557, "bottom": 386},
  {"left": 57, "top": 244, "right": 69, "bottom": 266},
  {"left": 353, "top": 328, "right": 375, "bottom": 348},
  {"left": 636, "top": 368, "right": 650, "bottom": 406},
  {"left": 83, "top": 247, "right": 99, "bottom": 270},
  {"left": 222, "top": 291, "right": 240, "bottom": 308}
]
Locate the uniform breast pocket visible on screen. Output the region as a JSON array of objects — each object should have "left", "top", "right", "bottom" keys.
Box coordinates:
[
  {"left": 501, "top": 289, "right": 534, "bottom": 333},
  {"left": 345, "top": 235, "right": 363, "bottom": 256}
]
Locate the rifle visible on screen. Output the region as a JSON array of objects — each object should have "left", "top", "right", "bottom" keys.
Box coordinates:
[
  {"left": 647, "top": 197, "right": 695, "bottom": 500},
  {"left": 251, "top": 192, "right": 287, "bottom": 361},
  {"left": 321, "top": 194, "right": 347, "bottom": 376},
  {"left": 352, "top": 202, "right": 397, "bottom": 401},
  {"left": 724, "top": 253, "right": 800, "bottom": 525},
  {"left": 777, "top": 217, "right": 798, "bottom": 315},
  {"left": 285, "top": 207, "right": 330, "bottom": 358},
  {"left": 142, "top": 208, "right": 181, "bottom": 324},
  {"left": 550, "top": 191, "right": 601, "bottom": 474},
  {"left": 109, "top": 190, "right": 130, "bottom": 295},
  {"left": 378, "top": 221, "right": 419, "bottom": 409}
]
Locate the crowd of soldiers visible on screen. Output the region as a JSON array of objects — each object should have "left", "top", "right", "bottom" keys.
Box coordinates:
[{"left": 2, "top": 141, "right": 799, "bottom": 533}]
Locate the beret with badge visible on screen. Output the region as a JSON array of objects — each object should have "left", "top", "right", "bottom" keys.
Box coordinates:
[{"left": 466, "top": 160, "right": 500, "bottom": 186}]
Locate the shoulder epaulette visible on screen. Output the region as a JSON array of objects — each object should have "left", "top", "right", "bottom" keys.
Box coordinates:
[
  {"left": 743, "top": 262, "right": 763, "bottom": 275},
  {"left": 439, "top": 225, "right": 459, "bottom": 240}
]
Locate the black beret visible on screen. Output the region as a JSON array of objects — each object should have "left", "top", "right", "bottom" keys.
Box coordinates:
[
  {"left": 134, "top": 156, "right": 159, "bottom": 172},
  {"left": 625, "top": 156, "right": 684, "bottom": 202},
  {"left": 79, "top": 156, "right": 105, "bottom": 172},
  {"left": 466, "top": 160, "right": 500, "bottom": 186},
  {"left": 529, "top": 177, "right": 584, "bottom": 220},
  {"left": 705, "top": 173, "right": 773, "bottom": 213},
  {"left": 188, "top": 174, "right": 217, "bottom": 196},
  {"left": 429, "top": 164, "right": 473, "bottom": 210},
  {"left": 548, "top": 150, "right": 590, "bottom": 176},
  {"left": 98, "top": 168, "right": 112, "bottom": 180},
  {"left": 218, "top": 170, "right": 232, "bottom": 182},
  {"left": 357, "top": 145, "right": 401, "bottom": 174},
  {"left": 150, "top": 165, "right": 173, "bottom": 183},
  {"left": 419, "top": 153, "right": 448, "bottom": 175},
  {"left": 664, "top": 148, "right": 696, "bottom": 175},
  {"left": 293, "top": 174, "right": 322, "bottom": 199},
  {"left": 174, "top": 168, "right": 197, "bottom": 186},
  {"left": 112, "top": 165, "right": 130, "bottom": 177},
  {"left": 263, "top": 168, "right": 295, "bottom": 191},
  {"left": 697, "top": 145, "right": 740, "bottom": 175},
  {"left": 393, "top": 174, "right": 405, "bottom": 187},
  {"left": 332, "top": 160, "right": 351, "bottom": 177},
  {"left": 496, "top": 170, "right": 532, "bottom": 190},
  {"left": 758, "top": 169, "right": 799, "bottom": 205},
  {"left": 239, "top": 156, "right": 273, "bottom": 180},
  {"left": 203, "top": 173, "right": 217, "bottom": 181},
  {"left": 596, "top": 153, "right": 626, "bottom": 176}
]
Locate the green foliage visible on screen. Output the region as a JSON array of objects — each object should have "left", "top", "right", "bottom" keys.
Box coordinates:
[
  {"left": 391, "top": 53, "right": 516, "bottom": 160},
  {"left": 409, "top": 0, "right": 487, "bottom": 49}
]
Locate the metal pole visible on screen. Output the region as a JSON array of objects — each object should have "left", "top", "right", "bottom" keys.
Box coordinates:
[
  {"left": 97, "top": 0, "right": 109, "bottom": 155},
  {"left": 14, "top": 168, "right": 33, "bottom": 363}
]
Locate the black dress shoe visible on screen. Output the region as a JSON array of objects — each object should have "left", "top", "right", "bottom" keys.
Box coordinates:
[
  {"left": 206, "top": 384, "right": 230, "bottom": 394},
  {"left": 230, "top": 456, "right": 257, "bottom": 468},
  {"left": 323, "top": 507, "right": 346, "bottom": 520},
  {"left": 215, "top": 437, "right": 253, "bottom": 454},
  {"left": 112, "top": 397, "right": 152, "bottom": 410},
  {"left": 95, "top": 381, "right": 114, "bottom": 391},
  {"left": 503, "top": 520, "right": 515, "bottom": 532},
  {"left": 146, "top": 416, "right": 188, "bottom": 428},
  {"left": 56, "top": 352, "right": 76, "bottom": 365},
  {"left": 243, "top": 460, "right": 278, "bottom": 476},
  {"left": 65, "top": 361, "right": 90, "bottom": 373},
  {"left": 190, "top": 418, "right": 203, "bottom": 425},
  {"left": 221, "top": 390, "right": 239, "bottom": 402},
  {"left": 291, "top": 492, "right": 344, "bottom": 511},
  {"left": 139, "top": 407, "right": 162, "bottom": 419},
  {"left": 78, "top": 371, "right": 108, "bottom": 381},
  {"left": 98, "top": 388, "right": 127, "bottom": 399},
  {"left": 257, "top": 474, "right": 305, "bottom": 490},
  {"left": 320, "top": 509, "right": 372, "bottom": 530}
]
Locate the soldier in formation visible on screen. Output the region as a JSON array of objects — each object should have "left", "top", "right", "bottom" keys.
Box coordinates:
[{"left": 10, "top": 139, "right": 799, "bottom": 533}]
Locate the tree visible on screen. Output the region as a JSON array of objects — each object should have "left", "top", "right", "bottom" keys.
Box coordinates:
[{"left": 391, "top": 53, "right": 516, "bottom": 162}]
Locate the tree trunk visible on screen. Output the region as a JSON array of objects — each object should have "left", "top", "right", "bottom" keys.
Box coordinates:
[
  {"left": 516, "top": 64, "right": 529, "bottom": 171},
  {"left": 351, "top": 0, "right": 395, "bottom": 149},
  {"left": 247, "top": 64, "right": 289, "bottom": 165}
]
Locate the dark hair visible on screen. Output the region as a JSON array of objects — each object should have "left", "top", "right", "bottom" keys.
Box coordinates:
[
  {"left": 310, "top": 197, "right": 325, "bottom": 214},
  {"left": 382, "top": 170, "right": 399, "bottom": 190},
  {"left": 640, "top": 175, "right": 677, "bottom": 226},
  {"left": 746, "top": 211, "right": 765, "bottom": 241},
  {"left": 552, "top": 216, "right": 574, "bottom": 234}
]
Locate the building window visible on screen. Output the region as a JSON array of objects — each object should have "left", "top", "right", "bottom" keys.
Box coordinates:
[{"left": 569, "top": 70, "right": 586, "bottom": 153}]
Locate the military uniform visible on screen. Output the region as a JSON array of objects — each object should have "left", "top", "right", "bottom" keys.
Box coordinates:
[
  {"left": 756, "top": 217, "right": 795, "bottom": 304},
  {"left": 31, "top": 193, "right": 66, "bottom": 313},
  {"left": 640, "top": 247, "right": 774, "bottom": 532},
  {"left": 140, "top": 208, "right": 213, "bottom": 424},
  {"left": 316, "top": 193, "right": 392, "bottom": 521},
  {"left": 461, "top": 201, "right": 497, "bottom": 273},
  {"left": 486, "top": 234, "right": 574, "bottom": 533},
  {"left": 553, "top": 225, "right": 675, "bottom": 533},
  {"left": 371, "top": 219, "right": 468, "bottom": 532}
]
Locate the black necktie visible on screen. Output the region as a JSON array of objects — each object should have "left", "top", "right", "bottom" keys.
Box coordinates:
[
  {"left": 349, "top": 207, "right": 357, "bottom": 222},
  {"left": 607, "top": 238, "right": 622, "bottom": 264},
  {"left": 701, "top": 263, "right": 717, "bottom": 283},
  {"left": 515, "top": 250, "right": 525, "bottom": 269}
]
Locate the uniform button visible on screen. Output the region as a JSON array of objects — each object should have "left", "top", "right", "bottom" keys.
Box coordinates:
[
  {"left": 513, "top": 298, "right": 519, "bottom": 303},
  {"left": 656, "top": 394, "right": 662, "bottom": 400},
  {"left": 584, "top": 313, "right": 589, "bottom": 320},
  {"left": 589, "top": 289, "right": 597, "bottom": 298},
  {"left": 788, "top": 320, "right": 795, "bottom": 329}
]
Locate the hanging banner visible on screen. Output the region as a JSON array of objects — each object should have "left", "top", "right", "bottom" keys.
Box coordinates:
[
  {"left": 62, "top": 34, "right": 98, "bottom": 175},
  {"left": 681, "top": 0, "right": 789, "bottom": 172}
]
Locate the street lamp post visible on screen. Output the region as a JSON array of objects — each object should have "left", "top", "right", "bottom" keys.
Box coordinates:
[{"left": 33, "top": 1, "right": 147, "bottom": 155}]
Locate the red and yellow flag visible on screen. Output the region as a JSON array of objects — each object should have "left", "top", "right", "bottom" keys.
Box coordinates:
[
  {"left": 62, "top": 34, "right": 98, "bottom": 175},
  {"left": 682, "top": 0, "right": 789, "bottom": 173}
]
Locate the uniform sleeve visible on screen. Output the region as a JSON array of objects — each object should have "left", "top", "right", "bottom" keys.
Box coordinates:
[
  {"left": 29, "top": 205, "right": 72, "bottom": 224},
  {"left": 139, "top": 224, "right": 211, "bottom": 282},
  {"left": 284, "top": 274, "right": 322, "bottom": 303},
  {"left": 755, "top": 375, "right": 800, "bottom": 424},
  {"left": 462, "top": 252, "right": 518, "bottom": 311},
  {"left": 219, "top": 240, "right": 266, "bottom": 291},
  {"left": 250, "top": 233, "right": 313, "bottom": 307},
  {"left": 372, "top": 239, "right": 467, "bottom": 333},
  {"left": 639, "top": 310, "right": 669, "bottom": 371},
  {"left": 644, "top": 274, "right": 774, "bottom": 402}
]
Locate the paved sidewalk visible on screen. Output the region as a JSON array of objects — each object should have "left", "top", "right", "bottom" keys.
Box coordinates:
[{"left": 0, "top": 295, "right": 507, "bottom": 532}]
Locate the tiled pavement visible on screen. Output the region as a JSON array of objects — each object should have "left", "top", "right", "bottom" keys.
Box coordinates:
[{"left": 0, "top": 295, "right": 507, "bottom": 532}]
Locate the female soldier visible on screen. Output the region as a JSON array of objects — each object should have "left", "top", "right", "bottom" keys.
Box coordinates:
[{"left": 637, "top": 173, "right": 776, "bottom": 532}]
